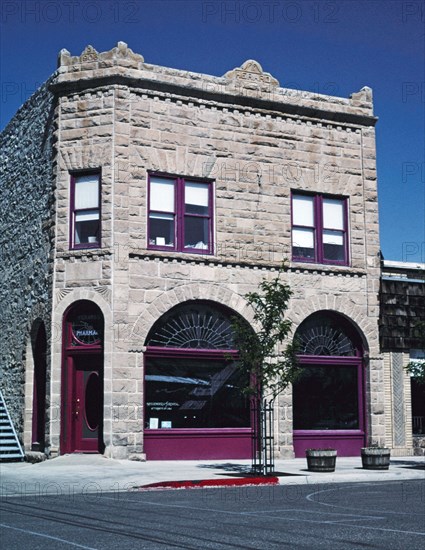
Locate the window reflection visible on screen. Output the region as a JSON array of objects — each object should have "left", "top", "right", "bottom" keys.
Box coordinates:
[
  {"left": 293, "top": 365, "right": 359, "bottom": 430},
  {"left": 145, "top": 358, "right": 250, "bottom": 429}
]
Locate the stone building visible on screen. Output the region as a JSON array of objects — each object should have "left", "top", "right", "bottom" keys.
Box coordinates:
[
  {"left": 380, "top": 260, "right": 425, "bottom": 456},
  {"left": 1, "top": 42, "right": 393, "bottom": 461}
]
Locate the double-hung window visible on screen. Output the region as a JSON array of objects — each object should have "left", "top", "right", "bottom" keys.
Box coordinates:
[
  {"left": 148, "top": 174, "right": 213, "bottom": 254},
  {"left": 70, "top": 172, "right": 101, "bottom": 249},
  {"left": 292, "top": 193, "right": 348, "bottom": 265}
]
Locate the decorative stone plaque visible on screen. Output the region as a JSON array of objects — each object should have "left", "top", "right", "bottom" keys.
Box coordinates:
[
  {"left": 80, "top": 45, "right": 99, "bottom": 63},
  {"left": 224, "top": 59, "right": 279, "bottom": 92}
]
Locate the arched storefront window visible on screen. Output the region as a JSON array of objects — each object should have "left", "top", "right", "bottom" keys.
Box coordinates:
[
  {"left": 61, "top": 301, "right": 104, "bottom": 454},
  {"left": 292, "top": 312, "right": 365, "bottom": 457},
  {"left": 144, "top": 301, "right": 251, "bottom": 460}
]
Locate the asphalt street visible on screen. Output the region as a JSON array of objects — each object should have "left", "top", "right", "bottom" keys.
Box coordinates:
[{"left": 1, "top": 479, "right": 424, "bottom": 549}]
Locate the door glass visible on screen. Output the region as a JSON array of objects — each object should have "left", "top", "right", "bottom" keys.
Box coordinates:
[
  {"left": 85, "top": 372, "right": 100, "bottom": 432},
  {"left": 293, "top": 365, "right": 359, "bottom": 430},
  {"left": 71, "top": 313, "right": 102, "bottom": 346}
]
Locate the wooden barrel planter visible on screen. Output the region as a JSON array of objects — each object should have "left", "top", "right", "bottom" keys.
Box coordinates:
[
  {"left": 361, "top": 447, "right": 391, "bottom": 470},
  {"left": 306, "top": 449, "right": 337, "bottom": 472}
]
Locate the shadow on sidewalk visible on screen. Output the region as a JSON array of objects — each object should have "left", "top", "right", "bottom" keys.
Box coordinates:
[
  {"left": 390, "top": 460, "right": 425, "bottom": 470},
  {"left": 196, "top": 463, "right": 302, "bottom": 477}
]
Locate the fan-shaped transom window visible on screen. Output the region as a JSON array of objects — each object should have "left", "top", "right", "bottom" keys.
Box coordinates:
[
  {"left": 65, "top": 301, "right": 104, "bottom": 348},
  {"left": 295, "top": 313, "right": 359, "bottom": 356},
  {"left": 146, "top": 302, "right": 235, "bottom": 349}
]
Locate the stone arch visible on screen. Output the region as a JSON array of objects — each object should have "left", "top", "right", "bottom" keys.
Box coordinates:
[
  {"left": 288, "top": 295, "right": 372, "bottom": 354},
  {"left": 294, "top": 310, "right": 364, "bottom": 356},
  {"left": 53, "top": 288, "right": 112, "bottom": 351},
  {"left": 23, "top": 316, "right": 49, "bottom": 451},
  {"left": 30, "top": 320, "right": 47, "bottom": 450},
  {"left": 130, "top": 283, "right": 256, "bottom": 347}
]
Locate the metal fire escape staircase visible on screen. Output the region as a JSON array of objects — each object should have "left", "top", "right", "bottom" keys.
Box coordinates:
[{"left": 0, "top": 390, "right": 24, "bottom": 461}]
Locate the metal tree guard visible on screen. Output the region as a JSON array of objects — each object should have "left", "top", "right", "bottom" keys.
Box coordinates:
[{"left": 251, "top": 398, "right": 275, "bottom": 475}]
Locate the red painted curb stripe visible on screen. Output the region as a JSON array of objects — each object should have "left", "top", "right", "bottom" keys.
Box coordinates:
[{"left": 138, "top": 477, "right": 279, "bottom": 490}]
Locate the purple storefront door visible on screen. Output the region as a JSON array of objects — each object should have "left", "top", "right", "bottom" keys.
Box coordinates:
[
  {"left": 61, "top": 301, "right": 104, "bottom": 455},
  {"left": 71, "top": 356, "right": 102, "bottom": 453}
]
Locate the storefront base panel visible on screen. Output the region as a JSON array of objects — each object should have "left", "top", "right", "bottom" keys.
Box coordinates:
[
  {"left": 293, "top": 432, "right": 365, "bottom": 458},
  {"left": 144, "top": 429, "right": 252, "bottom": 460}
]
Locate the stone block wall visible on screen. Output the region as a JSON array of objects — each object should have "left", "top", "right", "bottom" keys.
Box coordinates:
[
  {"left": 0, "top": 81, "right": 55, "bottom": 439},
  {"left": 45, "top": 43, "right": 383, "bottom": 458}
]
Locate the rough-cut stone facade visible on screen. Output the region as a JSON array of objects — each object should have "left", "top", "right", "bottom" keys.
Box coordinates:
[
  {"left": 0, "top": 81, "right": 55, "bottom": 441},
  {"left": 2, "top": 42, "right": 393, "bottom": 460}
]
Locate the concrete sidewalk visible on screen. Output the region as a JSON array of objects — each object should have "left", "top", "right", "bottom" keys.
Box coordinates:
[{"left": 1, "top": 454, "right": 424, "bottom": 497}]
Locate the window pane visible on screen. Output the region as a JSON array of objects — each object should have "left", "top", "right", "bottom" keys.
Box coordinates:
[
  {"left": 150, "top": 178, "right": 175, "bottom": 212},
  {"left": 292, "top": 228, "right": 315, "bottom": 259},
  {"left": 323, "top": 230, "right": 344, "bottom": 245},
  {"left": 185, "top": 182, "right": 209, "bottom": 215},
  {"left": 184, "top": 216, "right": 209, "bottom": 249},
  {"left": 293, "top": 195, "right": 314, "bottom": 226},
  {"left": 323, "top": 230, "right": 345, "bottom": 261},
  {"left": 149, "top": 213, "right": 174, "bottom": 247},
  {"left": 75, "top": 211, "right": 100, "bottom": 245},
  {"left": 411, "top": 378, "right": 425, "bottom": 434},
  {"left": 293, "top": 228, "right": 314, "bottom": 248},
  {"left": 75, "top": 210, "right": 99, "bottom": 222},
  {"left": 293, "top": 365, "right": 359, "bottom": 430},
  {"left": 145, "top": 358, "right": 250, "bottom": 429},
  {"left": 75, "top": 175, "right": 99, "bottom": 210},
  {"left": 323, "top": 198, "right": 344, "bottom": 230}
]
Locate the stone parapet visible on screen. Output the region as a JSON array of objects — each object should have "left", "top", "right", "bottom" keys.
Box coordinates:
[{"left": 52, "top": 43, "right": 376, "bottom": 124}]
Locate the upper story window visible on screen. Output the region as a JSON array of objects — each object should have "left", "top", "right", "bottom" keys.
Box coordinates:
[
  {"left": 292, "top": 192, "right": 349, "bottom": 265},
  {"left": 70, "top": 172, "right": 101, "bottom": 249},
  {"left": 148, "top": 174, "right": 213, "bottom": 254}
]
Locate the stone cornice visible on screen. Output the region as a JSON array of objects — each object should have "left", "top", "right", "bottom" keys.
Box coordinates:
[
  {"left": 50, "top": 43, "right": 377, "bottom": 128},
  {"left": 49, "top": 73, "right": 377, "bottom": 127},
  {"left": 128, "top": 250, "right": 368, "bottom": 277},
  {"left": 56, "top": 248, "right": 113, "bottom": 260}
]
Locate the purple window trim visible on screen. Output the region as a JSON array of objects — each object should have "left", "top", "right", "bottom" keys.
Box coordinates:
[
  {"left": 293, "top": 430, "right": 365, "bottom": 436},
  {"left": 147, "top": 172, "right": 214, "bottom": 255},
  {"left": 146, "top": 346, "right": 239, "bottom": 358},
  {"left": 291, "top": 191, "right": 349, "bottom": 266},
  {"left": 145, "top": 427, "right": 253, "bottom": 437},
  {"left": 69, "top": 169, "right": 102, "bottom": 251},
  {"left": 296, "top": 355, "right": 362, "bottom": 364}
]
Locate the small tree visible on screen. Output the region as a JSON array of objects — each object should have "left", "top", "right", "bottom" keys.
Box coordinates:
[
  {"left": 231, "top": 263, "right": 299, "bottom": 474},
  {"left": 405, "top": 320, "right": 425, "bottom": 384}
]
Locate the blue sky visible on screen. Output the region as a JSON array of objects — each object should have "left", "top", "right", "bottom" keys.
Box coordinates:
[{"left": 1, "top": 0, "right": 424, "bottom": 262}]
